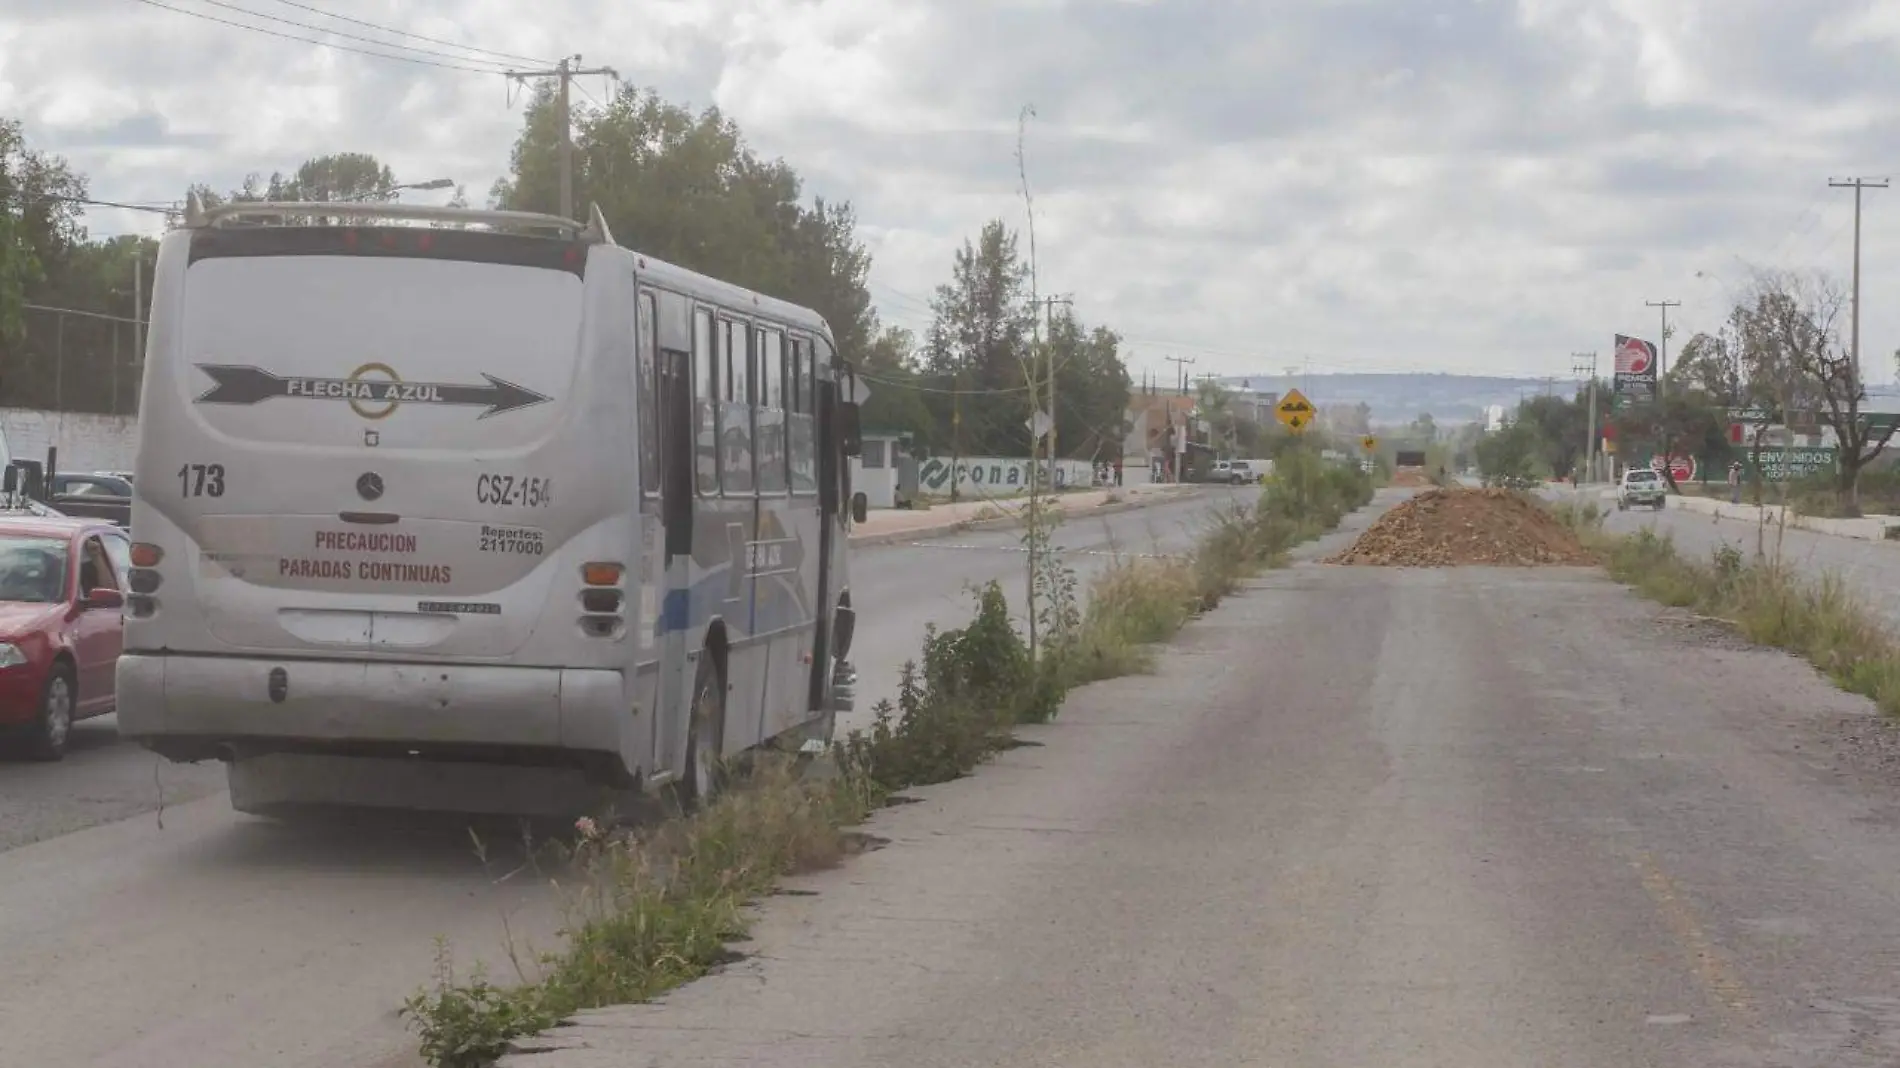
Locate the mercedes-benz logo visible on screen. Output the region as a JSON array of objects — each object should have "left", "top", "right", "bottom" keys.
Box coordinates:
[{"left": 356, "top": 472, "right": 385, "bottom": 501}]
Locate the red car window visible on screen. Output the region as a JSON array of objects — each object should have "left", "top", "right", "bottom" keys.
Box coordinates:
[{"left": 0, "top": 536, "right": 68, "bottom": 604}]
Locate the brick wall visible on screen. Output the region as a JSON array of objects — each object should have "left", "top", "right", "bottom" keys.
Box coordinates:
[{"left": 0, "top": 408, "right": 140, "bottom": 473}]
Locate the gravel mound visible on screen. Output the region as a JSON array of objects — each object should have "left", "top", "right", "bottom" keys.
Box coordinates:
[{"left": 1329, "top": 487, "right": 1598, "bottom": 567}]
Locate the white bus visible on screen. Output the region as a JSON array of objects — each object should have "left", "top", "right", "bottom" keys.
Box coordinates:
[{"left": 116, "top": 198, "right": 866, "bottom": 817}]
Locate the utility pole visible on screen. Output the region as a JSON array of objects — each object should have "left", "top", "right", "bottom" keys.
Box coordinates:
[
  {"left": 1165, "top": 354, "right": 1196, "bottom": 395},
  {"left": 1572, "top": 352, "right": 1598, "bottom": 484},
  {"left": 132, "top": 252, "right": 144, "bottom": 394},
  {"left": 507, "top": 55, "right": 618, "bottom": 219},
  {"left": 1829, "top": 177, "right": 1888, "bottom": 389},
  {"left": 1646, "top": 299, "right": 1680, "bottom": 397},
  {"left": 1163, "top": 356, "right": 1196, "bottom": 481},
  {"left": 1035, "top": 296, "right": 1073, "bottom": 494}
]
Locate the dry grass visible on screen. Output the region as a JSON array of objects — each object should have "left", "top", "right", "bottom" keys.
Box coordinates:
[{"left": 1589, "top": 522, "right": 1900, "bottom": 717}]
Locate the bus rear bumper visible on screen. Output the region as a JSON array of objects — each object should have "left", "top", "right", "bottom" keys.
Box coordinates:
[{"left": 116, "top": 653, "right": 630, "bottom": 766}]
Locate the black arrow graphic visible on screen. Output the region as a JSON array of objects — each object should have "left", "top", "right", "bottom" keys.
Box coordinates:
[{"left": 194, "top": 364, "right": 551, "bottom": 419}]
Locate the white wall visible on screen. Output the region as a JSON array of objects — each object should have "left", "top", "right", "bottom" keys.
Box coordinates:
[
  {"left": 0, "top": 408, "right": 139, "bottom": 473},
  {"left": 916, "top": 455, "right": 1095, "bottom": 497}
]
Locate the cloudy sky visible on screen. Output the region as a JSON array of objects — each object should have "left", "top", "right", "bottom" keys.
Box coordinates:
[{"left": 6, "top": 0, "right": 1900, "bottom": 384}]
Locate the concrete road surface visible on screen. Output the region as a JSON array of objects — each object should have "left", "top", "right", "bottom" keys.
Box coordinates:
[
  {"left": 504, "top": 504, "right": 1900, "bottom": 1067},
  {"left": 0, "top": 485, "right": 1252, "bottom": 1068}
]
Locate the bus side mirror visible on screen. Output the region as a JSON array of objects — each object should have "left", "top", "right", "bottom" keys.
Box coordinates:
[
  {"left": 840, "top": 401, "right": 863, "bottom": 457},
  {"left": 850, "top": 491, "right": 868, "bottom": 524}
]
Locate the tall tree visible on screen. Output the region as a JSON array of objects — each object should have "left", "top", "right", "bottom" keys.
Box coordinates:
[
  {"left": 923, "top": 219, "right": 1035, "bottom": 456},
  {"left": 857, "top": 325, "right": 935, "bottom": 444},
  {"left": 1050, "top": 317, "right": 1131, "bottom": 461},
  {"left": 0, "top": 119, "right": 86, "bottom": 344},
  {"left": 493, "top": 83, "right": 878, "bottom": 367}
]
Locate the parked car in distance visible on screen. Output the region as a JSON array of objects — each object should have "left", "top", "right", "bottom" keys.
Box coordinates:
[
  {"left": 0, "top": 516, "right": 130, "bottom": 759},
  {"left": 1213, "top": 459, "right": 1260, "bottom": 485},
  {"left": 1617, "top": 467, "right": 1667, "bottom": 510}
]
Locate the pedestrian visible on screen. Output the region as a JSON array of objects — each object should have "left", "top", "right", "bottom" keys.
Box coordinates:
[
  {"left": 1113, "top": 459, "right": 1123, "bottom": 487},
  {"left": 1727, "top": 460, "right": 1743, "bottom": 505}
]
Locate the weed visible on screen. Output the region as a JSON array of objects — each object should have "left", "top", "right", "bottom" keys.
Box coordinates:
[{"left": 1595, "top": 524, "right": 1900, "bottom": 717}]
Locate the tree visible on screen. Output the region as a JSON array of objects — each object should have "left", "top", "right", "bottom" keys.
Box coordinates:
[
  {"left": 0, "top": 119, "right": 86, "bottom": 344},
  {"left": 494, "top": 84, "right": 879, "bottom": 370},
  {"left": 923, "top": 219, "right": 1036, "bottom": 457},
  {"left": 1607, "top": 389, "right": 1727, "bottom": 492},
  {"left": 1195, "top": 379, "right": 1236, "bottom": 455},
  {"left": 1048, "top": 316, "right": 1131, "bottom": 461},
  {"left": 856, "top": 325, "right": 935, "bottom": 446},
  {"left": 1515, "top": 393, "right": 1585, "bottom": 479},
  {"left": 1475, "top": 419, "right": 1541, "bottom": 488},
  {"left": 1730, "top": 270, "right": 1890, "bottom": 514},
  {"left": 1670, "top": 331, "right": 1742, "bottom": 404},
  {"left": 1406, "top": 411, "right": 1438, "bottom": 444}
]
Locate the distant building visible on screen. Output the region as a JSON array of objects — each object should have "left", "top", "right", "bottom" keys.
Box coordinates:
[
  {"left": 1485, "top": 404, "right": 1507, "bottom": 432},
  {"left": 1123, "top": 391, "right": 1198, "bottom": 483},
  {"left": 1228, "top": 387, "right": 1278, "bottom": 424}
]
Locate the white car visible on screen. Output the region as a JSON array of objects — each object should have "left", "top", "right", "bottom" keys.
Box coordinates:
[{"left": 1617, "top": 467, "right": 1667, "bottom": 510}]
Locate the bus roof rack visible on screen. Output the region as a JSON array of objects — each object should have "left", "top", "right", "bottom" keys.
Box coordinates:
[{"left": 182, "top": 194, "right": 616, "bottom": 244}]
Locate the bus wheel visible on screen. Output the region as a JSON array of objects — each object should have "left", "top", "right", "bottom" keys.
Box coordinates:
[{"left": 682, "top": 654, "right": 727, "bottom": 808}]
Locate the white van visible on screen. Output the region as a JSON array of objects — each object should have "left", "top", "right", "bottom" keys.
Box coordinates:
[{"left": 117, "top": 199, "right": 864, "bottom": 816}]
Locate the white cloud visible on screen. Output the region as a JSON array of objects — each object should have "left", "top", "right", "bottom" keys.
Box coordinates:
[{"left": 7, "top": 0, "right": 1900, "bottom": 382}]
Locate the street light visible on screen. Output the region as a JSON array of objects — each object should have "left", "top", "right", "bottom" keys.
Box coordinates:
[{"left": 341, "top": 178, "right": 455, "bottom": 202}]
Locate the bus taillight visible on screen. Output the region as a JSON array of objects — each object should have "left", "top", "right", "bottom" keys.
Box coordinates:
[{"left": 581, "top": 562, "right": 623, "bottom": 586}]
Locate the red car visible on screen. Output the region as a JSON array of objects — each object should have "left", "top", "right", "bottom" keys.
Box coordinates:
[{"left": 0, "top": 515, "right": 131, "bottom": 760}]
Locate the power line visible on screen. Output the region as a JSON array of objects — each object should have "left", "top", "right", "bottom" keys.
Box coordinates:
[
  {"left": 151, "top": 0, "right": 521, "bottom": 69},
  {"left": 128, "top": 0, "right": 506, "bottom": 73},
  {"left": 252, "top": 0, "right": 553, "bottom": 66}
]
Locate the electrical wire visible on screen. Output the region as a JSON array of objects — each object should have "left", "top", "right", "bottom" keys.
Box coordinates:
[
  {"left": 128, "top": 0, "right": 506, "bottom": 73},
  {"left": 150, "top": 0, "right": 521, "bottom": 69},
  {"left": 253, "top": 0, "right": 553, "bottom": 66}
]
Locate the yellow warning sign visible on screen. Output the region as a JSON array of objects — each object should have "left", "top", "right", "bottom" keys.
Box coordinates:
[{"left": 1276, "top": 389, "right": 1315, "bottom": 433}]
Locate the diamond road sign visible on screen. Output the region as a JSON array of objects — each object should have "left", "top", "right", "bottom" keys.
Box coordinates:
[{"left": 1276, "top": 388, "right": 1315, "bottom": 431}]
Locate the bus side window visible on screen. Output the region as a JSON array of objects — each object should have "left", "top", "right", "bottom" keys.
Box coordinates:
[
  {"left": 789, "top": 337, "right": 817, "bottom": 495},
  {"left": 721, "top": 319, "right": 754, "bottom": 494},
  {"left": 693, "top": 308, "right": 719, "bottom": 495},
  {"left": 757, "top": 327, "right": 787, "bottom": 494},
  {"left": 637, "top": 291, "right": 659, "bottom": 497}
]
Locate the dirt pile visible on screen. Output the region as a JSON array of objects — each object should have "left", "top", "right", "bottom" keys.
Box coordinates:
[
  {"left": 1389, "top": 468, "right": 1434, "bottom": 488},
  {"left": 1329, "top": 487, "right": 1598, "bottom": 567}
]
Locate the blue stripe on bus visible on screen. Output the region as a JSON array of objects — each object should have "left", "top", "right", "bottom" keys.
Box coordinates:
[
  {"left": 656, "top": 568, "right": 814, "bottom": 638},
  {"left": 660, "top": 588, "right": 691, "bottom": 632}
]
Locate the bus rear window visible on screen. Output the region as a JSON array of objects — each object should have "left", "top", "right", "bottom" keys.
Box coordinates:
[{"left": 189, "top": 226, "right": 587, "bottom": 278}]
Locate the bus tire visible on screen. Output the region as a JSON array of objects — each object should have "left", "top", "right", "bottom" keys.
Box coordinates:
[{"left": 682, "top": 653, "right": 727, "bottom": 808}]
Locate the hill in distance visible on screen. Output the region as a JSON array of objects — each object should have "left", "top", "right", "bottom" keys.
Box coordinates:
[{"left": 1211, "top": 373, "right": 1586, "bottom": 427}]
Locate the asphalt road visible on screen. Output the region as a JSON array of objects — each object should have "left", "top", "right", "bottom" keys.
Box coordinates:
[
  {"left": 0, "top": 484, "right": 1252, "bottom": 1068},
  {"left": 506, "top": 497, "right": 1900, "bottom": 1067}
]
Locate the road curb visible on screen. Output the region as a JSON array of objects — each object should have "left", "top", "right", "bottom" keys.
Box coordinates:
[{"left": 849, "top": 488, "right": 1205, "bottom": 549}]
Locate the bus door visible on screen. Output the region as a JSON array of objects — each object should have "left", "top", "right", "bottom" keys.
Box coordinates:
[{"left": 645, "top": 288, "right": 697, "bottom": 777}]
